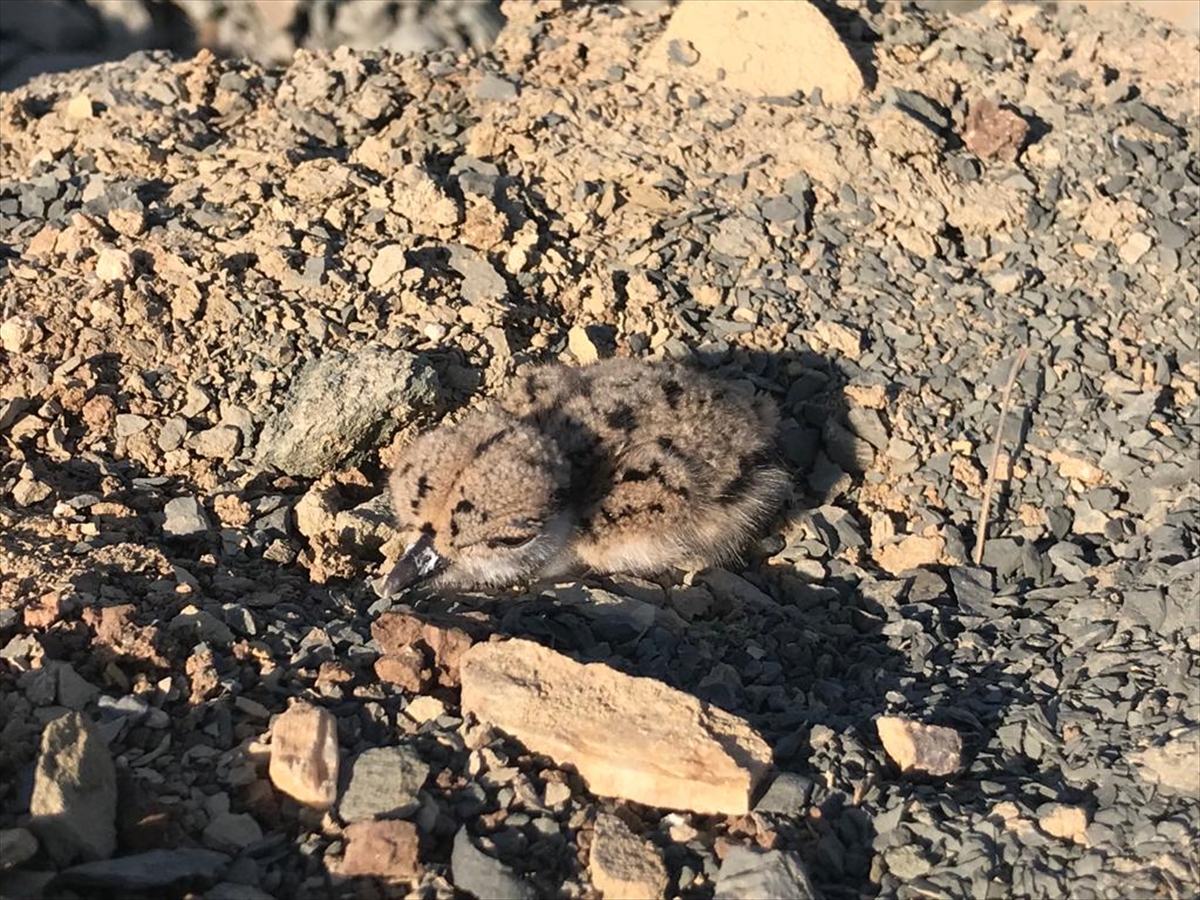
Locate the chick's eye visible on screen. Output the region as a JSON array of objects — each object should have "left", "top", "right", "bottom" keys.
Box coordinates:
[{"left": 485, "top": 534, "right": 538, "bottom": 549}]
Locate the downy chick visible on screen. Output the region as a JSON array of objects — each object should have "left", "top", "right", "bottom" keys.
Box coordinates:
[{"left": 383, "top": 357, "right": 788, "bottom": 594}]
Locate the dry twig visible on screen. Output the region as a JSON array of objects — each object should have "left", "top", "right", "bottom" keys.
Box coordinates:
[{"left": 974, "top": 347, "right": 1030, "bottom": 566}]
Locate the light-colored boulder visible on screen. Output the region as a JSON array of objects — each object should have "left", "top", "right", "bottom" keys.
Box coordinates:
[{"left": 460, "top": 639, "right": 771, "bottom": 814}]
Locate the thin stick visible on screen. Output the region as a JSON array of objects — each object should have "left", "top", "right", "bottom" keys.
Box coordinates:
[{"left": 974, "top": 347, "right": 1029, "bottom": 566}]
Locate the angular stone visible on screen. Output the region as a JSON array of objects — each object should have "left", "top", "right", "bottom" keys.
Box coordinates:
[
  {"left": 962, "top": 98, "right": 1028, "bottom": 162},
  {"left": 753, "top": 772, "right": 814, "bottom": 815},
  {"left": 54, "top": 849, "right": 230, "bottom": 893},
  {"left": 876, "top": 716, "right": 962, "bottom": 777},
  {"left": 589, "top": 812, "right": 668, "bottom": 900},
  {"left": 714, "top": 846, "right": 818, "bottom": 900},
  {"left": 1, "top": 315, "right": 43, "bottom": 353},
  {"left": 372, "top": 611, "right": 477, "bottom": 689},
  {"left": 368, "top": 243, "right": 410, "bottom": 288},
  {"left": 1048, "top": 450, "right": 1106, "bottom": 486},
  {"left": 375, "top": 646, "right": 430, "bottom": 693},
  {"left": 0, "top": 828, "right": 38, "bottom": 869},
  {"left": 1119, "top": 231, "right": 1153, "bottom": 266},
  {"left": 451, "top": 826, "right": 535, "bottom": 900},
  {"left": 254, "top": 347, "right": 440, "bottom": 477},
  {"left": 162, "top": 496, "right": 210, "bottom": 538},
  {"left": 1129, "top": 728, "right": 1200, "bottom": 798},
  {"left": 568, "top": 324, "right": 601, "bottom": 364},
  {"left": 338, "top": 820, "right": 421, "bottom": 881},
  {"left": 95, "top": 247, "right": 134, "bottom": 283},
  {"left": 1037, "top": 804, "right": 1089, "bottom": 845},
  {"left": 30, "top": 712, "right": 118, "bottom": 865},
  {"left": 460, "top": 639, "right": 772, "bottom": 814},
  {"left": 202, "top": 812, "right": 262, "bottom": 852},
  {"left": 269, "top": 702, "right": 339, "bottom": 809},
  {"left": 55, "top": 662, "right": 99, "bottom": 711},
  {"left": 874, "top": 534, "right": 946, "bottom": 575},
  {"left": 187, "top": 425, "right": 242, "bottom": 460},
  {"left": 115, "top": 413, "right": 150, "bottom": 437},
  {"left": 652, "top": 0, "right": 863, "bottom": 103},
  {"left": 338, "top": 745, "right": 430, "bottom": 823}
]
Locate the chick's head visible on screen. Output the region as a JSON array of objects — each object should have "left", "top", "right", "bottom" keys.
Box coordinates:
[{"left": 385, "top": 407, "right": 571, "bottom": 592}]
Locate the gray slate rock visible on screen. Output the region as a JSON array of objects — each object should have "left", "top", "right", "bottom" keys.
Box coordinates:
[
  {"left": 451, "top": 826, "right": 536, "bottom": 900},
  {"left": 29, "top": 712, "right": 117, "bottom": 865},
  {"left": 163, "top": 496, "right": 210, "bottom": 538},
  {"left": 255, "top": 346, "right": 440, "bottom": 477},
  {"left": 202, "top": 812, "right": 262, "bottom": 853},
  {"left": 0, "top": 827, "right": 38, "bottom": 869},
  {"left": 447, "top": 244, "right": 508, "bottom": 305},
  {"left": 338, "top": 745, "right": 430, "bottom": 823},
  {"left": 54, "top": 662, "right": 99, "bottom": 711},
  {"left": 714, "top": 846, "right": 818, "bottom": 900},
  {"left": 475, "top": 73, "right": 518, "bottom": 102},
  {"left": 53, "top": 849, "right": 230, "bottom": 892},
  {"left": 753, "top": 772, "right": 815, "bottom": 815}
]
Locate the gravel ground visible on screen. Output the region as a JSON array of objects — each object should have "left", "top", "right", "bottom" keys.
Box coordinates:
[{"left": 1, "top": 1, "right": 1197, "bottom": 899}]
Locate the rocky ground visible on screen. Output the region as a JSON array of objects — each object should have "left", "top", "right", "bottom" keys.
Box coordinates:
[{"left": 1, "top": 1, "right": 1198, "bottom": 898}]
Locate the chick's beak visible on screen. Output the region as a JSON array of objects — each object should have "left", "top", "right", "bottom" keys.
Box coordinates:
[{"left": 382, "top": 533, "right": 447, "bottom": 596}]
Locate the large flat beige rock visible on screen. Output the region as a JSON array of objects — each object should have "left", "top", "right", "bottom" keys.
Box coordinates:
[
  {"left": 648, "top": 0, "right": 865, "bottom": 103},
  {"left": 460, "top": 639, "right": 772, "bottom": 814}
]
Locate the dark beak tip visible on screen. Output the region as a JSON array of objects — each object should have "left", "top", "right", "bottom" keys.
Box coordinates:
[{"left": 379, "top": 533, "right": 446, "bottom": 598}]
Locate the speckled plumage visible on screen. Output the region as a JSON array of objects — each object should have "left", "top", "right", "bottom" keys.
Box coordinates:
[{"left": 384, "top": 358, "right": 789, "bottom": 593}]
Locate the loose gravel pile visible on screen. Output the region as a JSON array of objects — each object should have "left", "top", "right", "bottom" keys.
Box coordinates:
[{"left": 1, "top": 1, "right": 1197, "bottom": 899}]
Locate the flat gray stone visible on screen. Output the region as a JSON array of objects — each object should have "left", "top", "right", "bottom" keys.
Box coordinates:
[
  {"left": 714, "top": 846, "right": 817, "bottom": 900},
  {"left": 254, "top": 346, "right": 440, "bottom": 477},
  {"left": 54, "top": 662, "right": 99, "bottom": 711},
  {"left": 163, "top": 496, "right": 210, "bottom": 538},
  {"left": 338, "top": 745, "right": 430, "bottom": 823},
  {"left": 451, "top": 826, "right": 536, "bottom": 900},
  {"left": 753, "top": 772, "right": 814, "bottom": 815},
  {"left": 202, "top": 813, "right": 262, "bottom": 853},
  {"left": 0, "top": 827, "right": 38, "bottom": 870},
  {"left": 55, "top": 849, "right": 230, "bottom": 892}
]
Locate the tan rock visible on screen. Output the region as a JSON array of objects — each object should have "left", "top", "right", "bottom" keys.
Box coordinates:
[
  {"left": 877, "top": 716, "right": 962, "bottom": 777},
  {"left": 1038, "top": 804, "right": 1089, "bottom": 845},
  {"left": 26, "top": 225, "right": 60, "bottom": 259},
  {"left": 95, "top": 248, "right": 134, "bottom": 283},
  {"left": 338, "top": 819, "right": 421, "bottom": 882},
  {"left": 375, "top": 645, "right": 431, "bottom": 693},
  {"left": 989, "top": 800, "right": 1036, "bottom": 838},
  {"left": 874, "top": 533, "right": 946, "bottom": 575},
  {"left": 1129, "top": 728, "right": 1200, "bottom": 798},
  {"left": 268, "top": 702, "right": 339, "bottom": 809},
  {"left": 568, "top": 324, "right": 601, "bottom": 364},
  {"left": 589, "top": 812, "right": 669, "bottom": 900},
  {"left": 843, "top": 383, "right": 888, "bottom": 409},
  {"left": 460, "top": 639, "right": 772, "bottom": 814},
  {"left": 404, "top": 695, "right": 447, "bottom": 724},
  {"left": 1, "top": 315, "right": 43, "bottom": 353},
  {"left": 807, "top": 320, "right": 863, "bottom": 360},
  {"left": 650, "top": 1, "right": 864, "bottom": 104},
  {"left": 368, "top": 243, "right": 410, "bottom": 288},
  {"left": 30, "top": 712, "right": 117, "bottom": 864},
  {"left": 107, "top": 208, "right": 146, "bottom": 237},
  {"left": 1048, "top": 450, "right": 1106, "bottom": 486},
  {"left": 294, "top": 481, "right": 340, "bottom": 538},
  {"left": 66, "top": 93, "right": 94, "bottom": 120},
  {"left": 1119, "top": 231, "right": 1153, "bottom": 266}
]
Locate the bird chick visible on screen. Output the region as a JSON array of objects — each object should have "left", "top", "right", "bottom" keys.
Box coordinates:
[{"left": 383, "top": 357, "right": 788, "bottom": 594}]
